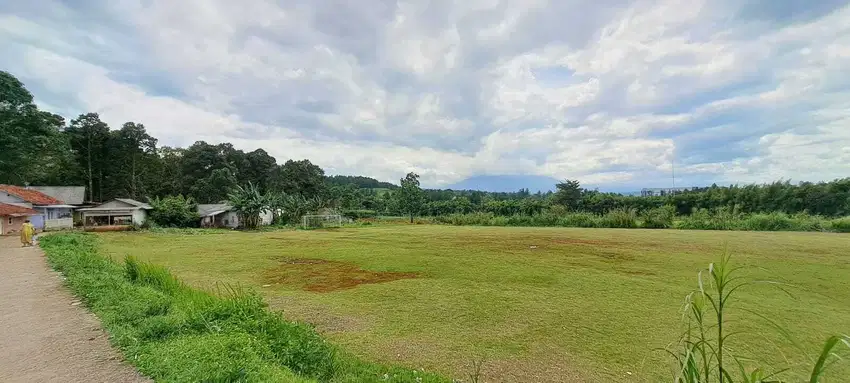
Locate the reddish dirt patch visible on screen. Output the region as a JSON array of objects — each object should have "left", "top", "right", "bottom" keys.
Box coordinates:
[{"left": 264, "top": 258, "right": 418, "bottom": 293}]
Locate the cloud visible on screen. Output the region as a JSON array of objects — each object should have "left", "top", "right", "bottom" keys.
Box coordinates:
[{"left": 1, "top": 0, "right": 849, "bottom": 189}]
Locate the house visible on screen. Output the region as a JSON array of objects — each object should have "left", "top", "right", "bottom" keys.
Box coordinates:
[
  {"left": 198, "top": 203, "right": 274, "bottom": 228},
  {"left": 0, "top": 184, "right": 77, "bottom": 230},
  {"left": 0, "top": 203, "right": 40, "bottom": 235},
  {"left": 76, "top": 198, "right": 152, "bottom": 227},
  {"left": 198, "top": 204, "right": 240, "bottom": 228}
]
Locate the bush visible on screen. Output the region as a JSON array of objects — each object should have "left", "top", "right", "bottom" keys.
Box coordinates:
[
  {"left": 149, "top": 195, "right": 199, "bottom": 228},
  {"left": 559, "top": 212, "right": 599, "bottom": 228},
  {"left": 640, "top": 205, "right": 676, "bottom": 229},
  {"left": 598, "top": 208, "right": 638, "bottom": 228},
  {"left": 739, "top": 212, "right": 798, "bottom": 231},
  {"left": 341, "top": 210, "right": 378, "bottom": 220},
  {"left": 829, "top": 217, "right": 850, "bottom": 233},
  {"left": 675, "top": 207, "right": 739, "bottom": 231}
]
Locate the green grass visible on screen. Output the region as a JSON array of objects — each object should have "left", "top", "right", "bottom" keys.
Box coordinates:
[
  {"left": 96, "top": 226, "right": 850, "bottom": 382},
  {"left": 40, "top": 233, "right": 449, "bottom": 383}
]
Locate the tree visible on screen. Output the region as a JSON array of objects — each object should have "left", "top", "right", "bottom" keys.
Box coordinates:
[
  {"left": 149, "top": 195, "right": 199, "bottom": 228},
  {"left": 0, "top": 71, "right": 76, "bottom": 185},
  {"left": 180, "top": 141, "right": 234, "bottom": 196},
  {"left": 241, "top": 149, "right": 277, "bottom": 191},
  {"left": 66, "top": 113, "right": 111, "bottom": 201},
  {"left": 398, "top": 172, "right": 424, "bottom": 223},
  {"left": 105, "top": 122, "right": 158, "bottom": 200},
  {"left": 553, "top": 179, "right": 582, "bottom": 211},
  {"left": 271, "top": 159, "right": 326, "bottom": 197},
  {"left": 150, "top": 146, "right": 185, "bottom": 197},
  {"left": 228, "top": 183, "right": 269, "bottom": 230},
  {"left": 191, "top": 168, "right": 238, "bottom": 204}
]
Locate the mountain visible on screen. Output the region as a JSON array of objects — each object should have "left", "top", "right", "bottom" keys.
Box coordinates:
[
  {"left": 445, "top": 175, "right": 560, "bottom": 193},
  {"left": 326, "top": 175, "right": 397, "bottom": 189}
]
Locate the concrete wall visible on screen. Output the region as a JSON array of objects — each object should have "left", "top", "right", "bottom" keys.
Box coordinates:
[
  {"left": 1, "top": 216, "right": 27, "bottom": 236},
  {"left": 132, "top": 209, "right": 147, "bottom": 225},
  {"left": 261, "top": 211, "right": 273, "bottom": 225}
]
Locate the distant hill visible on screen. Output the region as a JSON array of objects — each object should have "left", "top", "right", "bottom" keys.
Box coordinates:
[
  {"left": 326, "top": 175, "right": 397, "bottom": 189},
  {"left": 445, "top": 175, "right": 560, "bottom": 193}
]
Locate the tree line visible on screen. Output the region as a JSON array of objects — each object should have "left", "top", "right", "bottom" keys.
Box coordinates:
[{"left": 3, "top": 70, "right": 849, "bottom": 222}]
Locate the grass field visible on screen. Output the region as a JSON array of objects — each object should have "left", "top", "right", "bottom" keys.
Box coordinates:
[{"left": 98, "top": 226, "right": 850, "bottom": 382}]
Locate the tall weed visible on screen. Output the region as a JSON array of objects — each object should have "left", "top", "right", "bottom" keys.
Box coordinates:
[
  {"left": 641, "top": 205, "right": 676, "bottom": 229},
  {"left": 668, "top": 251, "right": 849, "bottom": 382},
  {"left": 598, "top": 208, "right": 638, "bottom": 228}
]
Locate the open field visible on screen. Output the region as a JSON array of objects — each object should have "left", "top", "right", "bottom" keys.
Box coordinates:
[{"left": 98, "top": 226, "right": 850, "bottom": 382}]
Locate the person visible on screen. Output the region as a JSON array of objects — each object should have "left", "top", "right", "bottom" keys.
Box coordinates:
[{"left": 20, "top": 220, "right": 35, "bottom": 247}]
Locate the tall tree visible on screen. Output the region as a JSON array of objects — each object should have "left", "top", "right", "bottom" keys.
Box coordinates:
[
  {"left": 151, "top": 146, "right": 185, "bottom": 197},
  {"left": 191, "top": 168, "right": 238, "bottom": 204},
  {"left": 180, "top": 141, "right": 234, "bottom": 196},
  {"left": 66, "top": 113, "right": 111, "bottom": 201},
  {"left": 398, "top": 172, "right": 424, "bottom": 223},
  {"left": 105, "top": 122, "right": 158, "bottom": 200},
  {"left": 271, "top": 159, "right": 326, "bottom": 197},
  {"left": 241, "top": 149, "right": 277, "bottom": 191},
  {"left": 553, "top": 179, "right": 582, "bottom": 210},
  {"left": 0, "top": 71, "right": 76, "bottom": 185}
]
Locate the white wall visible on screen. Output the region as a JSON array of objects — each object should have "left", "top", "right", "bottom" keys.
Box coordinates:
[
  {"left": 132, "top": 209, "right": 147, "bottom": 225},
  {"left": 223, "top": 211, "right": 240, "bottom": 228},
  {"left": 46, "top": 207, "right": 73, "bottom": 219},
  {"left": 260, "top": 210, "right": 273, "bottom": 225}
]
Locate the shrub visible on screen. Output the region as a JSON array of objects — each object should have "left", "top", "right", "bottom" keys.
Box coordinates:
[
  {"left": 559, "top": 212, "right": 598, "bottom": 228},
  {"left": 829, "top": 217, "right": 850, "bottom": 233},
  {"left": 739, "top": 212, "right": 798, "bottom": 231},
  {"left": 341, "top": 210, "right": 378, "bottom": 220},
  {"left": 598, "top": 208, "right": 638, "bottom": 228},
  {"left": 148, "top": 195, "right": 199, "bottom": 228},
  {"left": 640, "top": 205, "right": 676, "bottom": 229},
  {"left": 675, "top": 207, "right": 739, "bottom": 231}
]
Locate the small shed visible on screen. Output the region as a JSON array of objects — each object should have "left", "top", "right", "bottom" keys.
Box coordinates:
[
  {"left": 0, "top": 203, "right": 40, "bottom": 235},
  {"left": 77, "top": 198, "right": 152, "bottom": 227},
  {"left": 198, "top": 203, "right": 240, "bottom": 228},
  {"left": 197, "top": 204, "right": 274, "bottom": 228}
]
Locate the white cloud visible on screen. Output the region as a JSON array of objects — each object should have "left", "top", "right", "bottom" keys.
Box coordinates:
[{"left": 2, "top": 0, "right": 850, "bottom": 189}]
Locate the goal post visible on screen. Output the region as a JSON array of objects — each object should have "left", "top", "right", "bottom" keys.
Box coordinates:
[{"left": 301, "top": 214, "right": 343, "bottom": 229}]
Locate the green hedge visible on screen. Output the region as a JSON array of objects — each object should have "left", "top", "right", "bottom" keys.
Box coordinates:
[{"left": 40, "top": 233, "right": 449, "bottom": 383}]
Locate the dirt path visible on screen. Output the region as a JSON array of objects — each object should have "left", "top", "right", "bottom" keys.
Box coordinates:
[{"left": 0, "top": 236, "right": 150, "bottom": 383}]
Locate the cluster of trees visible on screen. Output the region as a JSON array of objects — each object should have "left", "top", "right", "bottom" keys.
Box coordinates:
[
  {"left": 3, "top": 70, "right": 849, "bottom": 224},
  {"left": 415, "top": 179, "right": 850, "bottom": 219}
]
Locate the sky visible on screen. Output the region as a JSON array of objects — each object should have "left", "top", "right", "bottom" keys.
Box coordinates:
[{"left": 2, "top": 0, "right": 849, "bottom": 190}]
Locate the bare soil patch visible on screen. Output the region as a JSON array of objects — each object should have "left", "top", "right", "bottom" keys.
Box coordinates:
[{"left": 264, "top": 258, "right": 419, "bottom": 292}]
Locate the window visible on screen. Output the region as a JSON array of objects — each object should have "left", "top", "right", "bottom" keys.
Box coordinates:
[{"left": 8, "top": 218, "right": 11, "bottom": 224}]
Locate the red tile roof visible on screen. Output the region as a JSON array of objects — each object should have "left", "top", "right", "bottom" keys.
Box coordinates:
[
  {"left": 0, "top": 185, "right": 63, "bottom": 205},
  {"left": 0, "top": 203, "right": 40, "bottom": 216}
]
